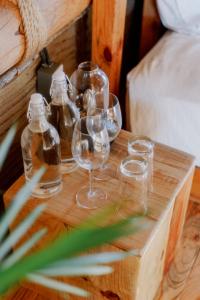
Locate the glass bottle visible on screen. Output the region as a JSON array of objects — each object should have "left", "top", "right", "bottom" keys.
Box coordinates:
[
  {"left": 21, "top": 93, "right": 62, "bottom": 198},
  {"left": 49, "top": 69, "right": 79, "bottom": 174},
  {"left": 69, "top": 61, "right": 109, "bottom": 117}
]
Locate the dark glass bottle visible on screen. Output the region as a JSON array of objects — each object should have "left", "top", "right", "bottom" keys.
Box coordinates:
[{"left": 49, "top": 69, "right": 79, "bottom": 173}]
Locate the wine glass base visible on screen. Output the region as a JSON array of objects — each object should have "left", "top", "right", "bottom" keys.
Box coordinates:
[
  {"left": 93, "top": 163, "right": 116, "bottom": 181},
  {"left": 76, "top": 186, "right": 107, "bottom": 209}
]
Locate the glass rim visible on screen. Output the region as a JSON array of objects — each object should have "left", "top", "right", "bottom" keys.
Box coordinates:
[
  {"left": 95, "top": 92, "right": 120, "bottom": 110},
  {"left": 120, "top": 155, "right": 148, "bottom": 177},
  {"left": 78, "top": 61, "right": 99, "bottom": 72},
  {"left": 128, "top": 135, "right": 154, "bottom": 155},
  {"left": 75, "top": 115, "right": 106, "bottom": 136}
]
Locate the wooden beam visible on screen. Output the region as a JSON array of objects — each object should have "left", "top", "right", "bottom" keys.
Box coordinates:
[
  {"left": 92, "top": 0, "right": 127, "bottom": 95},
  {"left": 139, "top": 0, "right": 164, "bottom": 59},
  {"left": 0, "top": 0, "right": 90, "bottom": 76}
]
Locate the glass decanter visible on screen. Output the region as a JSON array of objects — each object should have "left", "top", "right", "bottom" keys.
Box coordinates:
[
  {"left": 49, "top": 69, "right": 79, "bottom": 174},
  {"left": 69, "top": 61, "right": 109, "bottom": 117},
  {"left": 21, "top": 93, "right": 62, "bottom": 198}
]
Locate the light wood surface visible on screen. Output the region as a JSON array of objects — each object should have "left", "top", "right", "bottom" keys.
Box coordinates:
[
  {"left": 92, "top": 0, "right": 127, "bottom": 95},
  {"left": 4, "top": 130, "right": 195, "bottom": 299},
  {"left": 0, "top": 0, "right": 90, "bottom": 76},
  {"left": 155, "top": 194, "right": 200, "bottom": 300}
]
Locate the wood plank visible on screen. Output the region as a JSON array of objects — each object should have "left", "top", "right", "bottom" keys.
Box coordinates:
[
  {"left": 0, "top": 0, "right": 90, "bottom": 76},
  {"left": 139, "top": 0, "right": 164, "bottom": 59},
  {"left": 164, "top": 172, "right": 194, "bottom": 273},
  {"left": 92, "top": 0, "right": 127, "bottom": 95},
  {"left": 180, "top": 249, "right": 200, "bottom": 300},
  {"left": 0, "top": 22, "right": 80, "bottom": 191},
  {"left": 155, "top": 199, "right": 200, "bottom": 300},
  {"left": 191, "top": 167, "right": 200, "bottom": 202},
  {"left": 5, "top": 286, "right": 40, "bottom": 300}
]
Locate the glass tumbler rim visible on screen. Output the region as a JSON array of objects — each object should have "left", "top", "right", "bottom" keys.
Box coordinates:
[
  {"left": 120, "top": 155, "right": 148, "bottom": 178},
  {"left": 128, "top": 135, "right": 154, "bottom": 155}
]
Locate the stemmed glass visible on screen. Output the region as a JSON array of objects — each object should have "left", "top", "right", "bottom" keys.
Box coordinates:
[
  {"left": 72, "top": 115, "right": 110, "bottom": 209},
  {"left": 90, "top": 93, "right": 122, "bottom": 180}
]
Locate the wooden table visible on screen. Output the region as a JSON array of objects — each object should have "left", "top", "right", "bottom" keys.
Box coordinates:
[{"left": 4, "top": 130, "right": 195, "bottom": 300}]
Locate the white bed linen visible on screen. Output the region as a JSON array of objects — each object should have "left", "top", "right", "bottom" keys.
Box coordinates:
[{"left": 127, "top": 31, "right": 200, "bottom": 165}]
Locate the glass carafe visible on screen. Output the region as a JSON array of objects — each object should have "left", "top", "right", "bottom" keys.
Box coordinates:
[
  {"left": 69, "top": 61, "right": 109, "bottom": 117},
  {"left": 49, "top": 69, "right": 79, "bottom": 174},
  {"left": 21, "top": 93, "right": 62, "bottom": 198}
]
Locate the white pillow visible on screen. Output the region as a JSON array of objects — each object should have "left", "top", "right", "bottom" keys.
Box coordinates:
[{"left": 157, "top": 0, "right": 200, "bottom": 35}]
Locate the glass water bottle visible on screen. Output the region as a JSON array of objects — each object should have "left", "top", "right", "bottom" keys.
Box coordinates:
[
  {"left": 21, "top": 93, "right": 62, "bottom": 198},
  {"left": 70, "top": 61, "right": 109, "bottom": 117},
  {"left": 49, "top": 69, "right": 79, "bottom": 173}
]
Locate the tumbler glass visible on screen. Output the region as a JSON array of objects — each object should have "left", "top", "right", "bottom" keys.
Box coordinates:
[
  {"left": 118, "top": 155, "right": 149, "bottom": 217},
  {"left": 128, "top": 136, "right": 154, "bottom": 192}
]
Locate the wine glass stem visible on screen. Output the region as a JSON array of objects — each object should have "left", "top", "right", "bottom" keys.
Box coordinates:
[{"left": 89, "top": 169, "right": 93, "bottom": 196}]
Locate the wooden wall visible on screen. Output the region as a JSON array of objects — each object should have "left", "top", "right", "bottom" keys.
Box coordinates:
[
  {"left": 0, "top": 11, "right": 90, "bottom": 192},
  {"left": 139, "top": 0, "right": 165, "bottom": 59}
]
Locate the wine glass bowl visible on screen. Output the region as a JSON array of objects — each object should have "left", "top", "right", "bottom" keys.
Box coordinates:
[
  {"left": 89, "top": 93, "right": 122, "bottom": 181},
  {"left": 72, "top": 116, "right": 110, "bottom": 209},
  {"left": 94, "top": 92, "right": 122, "bottom": 142}
]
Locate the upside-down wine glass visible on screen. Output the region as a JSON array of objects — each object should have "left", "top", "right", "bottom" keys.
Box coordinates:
[
  {"left": 72, "top": 115, "right": 110, "bottom": 209},
  {"left": 69, "top": 61, "right": 109, "bottom": 117}
]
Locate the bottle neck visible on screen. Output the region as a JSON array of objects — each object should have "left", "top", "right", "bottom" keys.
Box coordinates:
[
  {"left": 50, "top": 80, "right": 69, "bottom": 105},
  {"left": 29, "top": 113, "right": 49, "bottom": 133}
]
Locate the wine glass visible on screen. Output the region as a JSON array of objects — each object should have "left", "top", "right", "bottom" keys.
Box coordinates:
[
  {"left": 72, "top": 115, "right": 110, "bottom": 209},
  {"left": 69, "top": 61, "right": 109, "bottom": 117},
  {"left": 90, "top": 93, "right": 122, "bottom": 180}
]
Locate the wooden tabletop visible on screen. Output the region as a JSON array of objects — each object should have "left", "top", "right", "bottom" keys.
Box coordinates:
[{"left": 4, "top": 130, "right": 195, "bottom": 254}]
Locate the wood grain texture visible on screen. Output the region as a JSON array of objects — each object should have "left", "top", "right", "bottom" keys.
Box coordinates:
[
  {"left": 5, "top": 286, "right": 41, "bottom": 300},
  {"left": 0, "top": 22, "right": 81, "bottom": 191},
  {"left": 155, "top": 197, "right": 200, "bottom": 300},
  {"left": 191, "top": 167, "right": 200, "bottom": 202},
  {"left": 4, "top": 130, "right": 195, "bottom": 300},
  {"left": 164, "top": 172, "right": 194, "bottom": 273},
  {"left": 0, "top": 0, "right": 90, "bottom": 76},
  {"left": 92, "top": 0, "right": 127, "bottom": 95}
]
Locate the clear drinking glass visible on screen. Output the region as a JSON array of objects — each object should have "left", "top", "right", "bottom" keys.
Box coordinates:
[
  {"left": 69, "top": 61, "right": 109, "bottom": 117},
  {"left": 118, "top": 155, "right": 149, "bottom": 217},
  {"left": 128, "top": 136, "right": 154, "bottom": 192},
  {"left": 90, "top": 93, "right": 122, "bottom": 180},
  {"left": 72, "top": 115, "right": 110, "bottom": 209}
]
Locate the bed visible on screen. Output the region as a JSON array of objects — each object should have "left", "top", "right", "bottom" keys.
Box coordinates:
[{"left": 127, "top": 0, "right": 200, "bottom": 166}]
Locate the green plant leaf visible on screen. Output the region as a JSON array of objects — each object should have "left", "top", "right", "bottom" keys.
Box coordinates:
[
  {"left": 0, "top": 125, "right": 17, "bottom": 170},
  {"left": 43, "top": 251, "right": 135, "bottom": 269},
  {"left": 38, "top": 264, "right": 113, "bottom": 276},
  {"left": 0, "top": 203, "right": 46, "bottom": 261},
  {"left": 0, "top": 216, "right": 145, "bottom": 294},
  {"left": 27, "top": 274, "right": 89, "bottom": 297},
  {"left": 0, "top": 168, "right": 45, "bottom": 242},
  {"left": 2, "top": 228, "right": 47, "bottom": 269}
]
